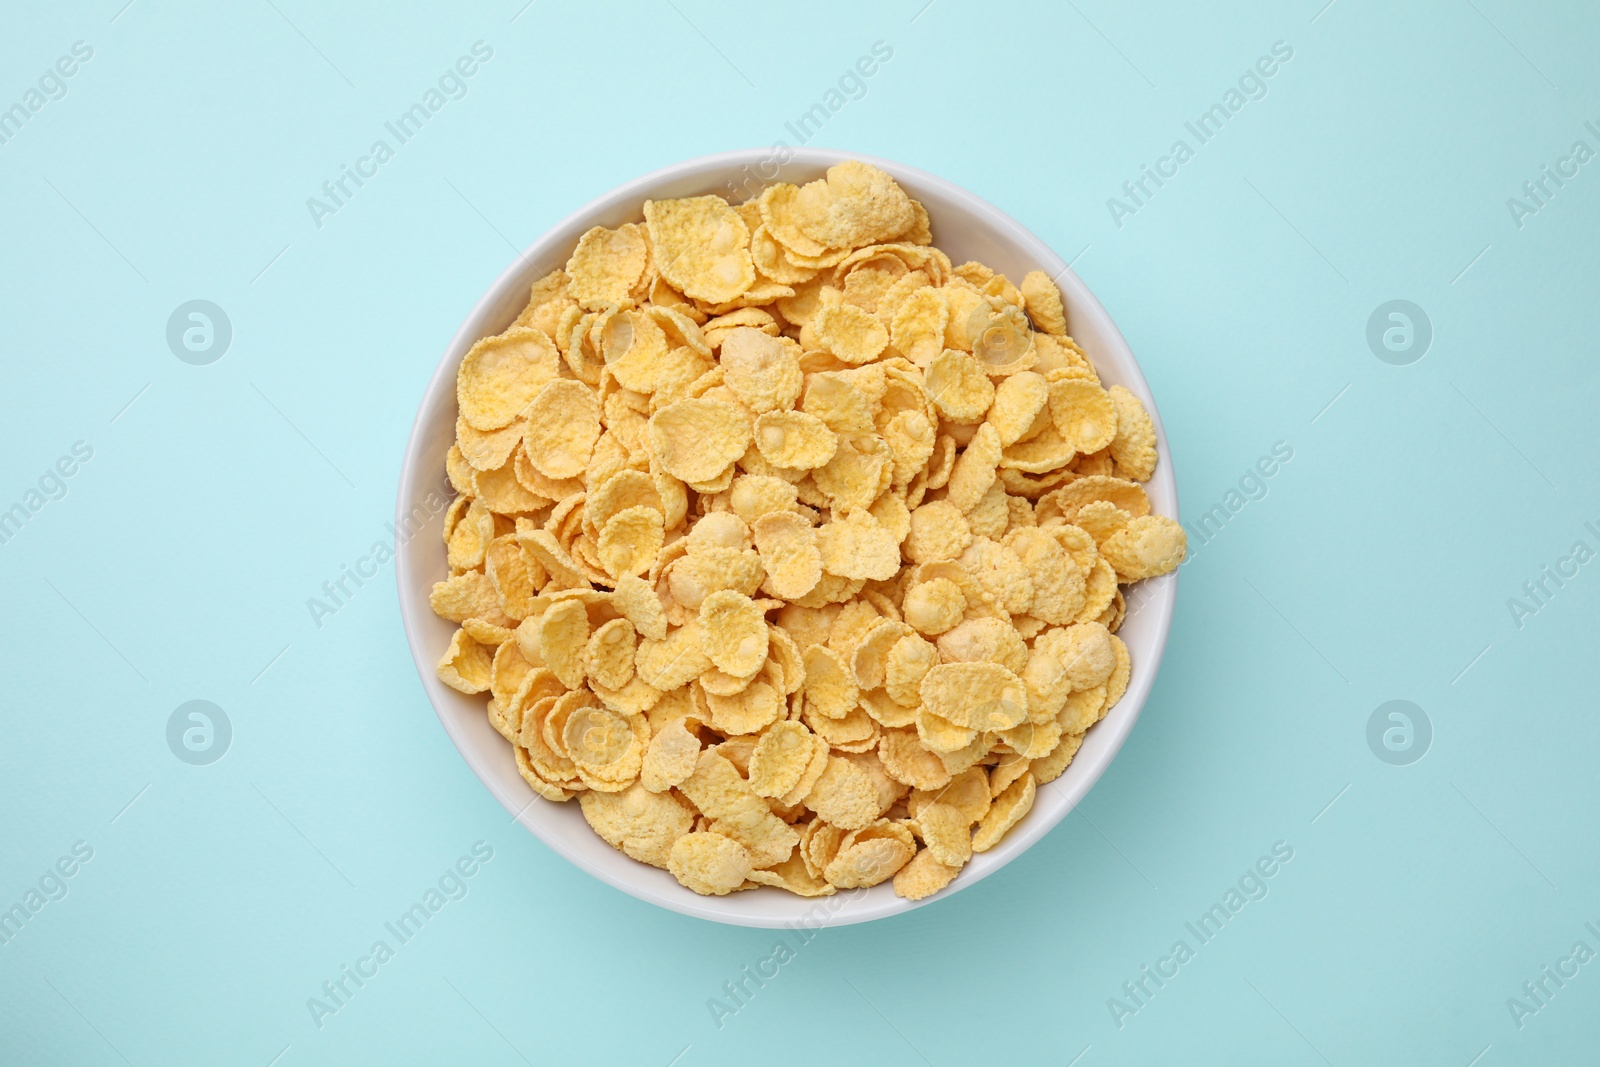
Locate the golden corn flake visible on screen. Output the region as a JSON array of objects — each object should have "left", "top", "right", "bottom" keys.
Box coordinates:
[
  {"left": 537, "top": 598, "right": 590, "bottom": 690},
  {"left": 1074, "top": 499, "right": 1133, "bottom": 545},
  {"left": 801, "top": 371, "right": 876, "bottom": 435},
  {"left": 753, "top": 511, "right": 823, "bottom": 600},
  {"left": 1107, "top": 385, "right": 1158, "bottom": 481},
  {"left": 636, "top": 718, "right": 697, "bottom": 794},
  {"left": 945, "top": 422, "right": 1002, "bottom": 512},
  {"left": 1100, "top": 514, "right": 1187, "bottom": 581},
  {"left": 893, "top": 848, "right": 961, "bottom": 900},
  {"left": 817, "top": 508, "right": 900, "bottom": 581},
  {"left": 464, "top": 618, "right": 514, "bottom": 649},
  {"left": 970, "top": 304, "right": 1036, "bottom": 375},
  {"left": 802, "top": 644, "right": 858, "bottom": 719},
  {"left": 803, "top": 755, "right": 883, "bottom": 831},
  {"left": 793, "top": 161, "right": 915, "bottom": 250},
  {"left": 918, "top": 766, "right": 991, "bottom": 824},
  {"left": 1058, "top": 685, "right": 1106, "bottom": 734},
  {"left": 920, "top": 662, "right": 1029, "bottom": 731},
  {"left": 730, "top": 474, "right": 799, "bottom": 527},
  {"left": 915, "top": 709, "right": 977, "bottom": 754},
  {"left": 430, "top": 570, "right": 503, "bottom": 624},
  {"left": 681, "top": 752, "right": 800, "bottom": 866},
  {"left": 925, "top": 348, "right": 995, "bottom": 422},
  {"left": 1104, "top": 634, "right": 1131, "bottom": 710},
  {"left": 1031, "top": 729, "right": 1085, "bottom": 785},
  {"left": 597, "top": 505, "right": 665, "bottom": 579},
  {"left": 1078, "top": 557, "right": 1119, "bottom": 624},
  {"left": 850, "top": 619, "right": 908, "bottom": 691},
  {"left": 699, "top": 590, "right": 768, "bottom": 677},
  {"left": 566, "top": 223, "right": 649, "bottom": 310},
  {"left": 1048, "top": 378, "right": 1117, "bottom": 456},
  {"left": 811, "top": 303, "right": 889, "bottom": 365},
  {"left": 781, "top": 734, "right": 833, "bottom": 808},
  {"left": 812, "top": 433, "right": 891, "bottom": 513},
  {"left": 824, "top": 834, "right": 913, "bottom": 889},
  {"left": 564, "top": 703, "right": 647, "bottom": 789},
  {"left": 474, "top": 459, "right": 545, "bottom": 515},
  {"left": 456, "top": 327, "right": 560, "bottom": 431},
  {"left": 432, "top": 161, "right": 1180, "bottom": 898},
  {"left": 648, "top": 397, "right": 751, "bottom": 484},
  {"left": 580, "top": 784, "right": 693, "bottom": 868},
  {"left": 972, "top": 773, "right": 1035, "bottom": 852},
  {"left": 1043, "top": 475, "right": 1151, "bottom": 525},
  {"left": 1004, "top": 527, "right": 1085, "bottom": 625},
  {"left": 989, "top": 752, "right": 1031, "bottom": 799},
  {"left": 759, "top": 182, "right": 834, "bottom": 259},
  {"left": 882, "top": 410, "right": 935, "bottom": 487},
  {"left": 889, "top": 286, "right": 949, "bottom": 367},
  {"left": 601, "top": 309, "right": 672, "bottom": 393},
  {"left": 610, "top": 573, "right": 668, "bottom": 641},
  {"left": 748, "top": 851, "right": 836, "bottom": 897},
  {"left": 456, "top": 415, "right": 526, "bottom": 473},
  {"left": 437, "top": 627, "right": 493, "bottom": 693},
  {"left": 916, "top": 802, "right": 974, "bottom": 868},
  {"left": 904, "top": 500, "right": 973, "bottom": 564},
  {"left": 1020, "top": 270, "right": 1067, "bottom": 336},
  {"left": 871, "top": 730, "right": 942, "bottom": 793},
  {"left": 937, "top": 618, "right": 1028, "bottom": 676},
  {"left": 747, "top": 720, "right": 814, "bottom": 798},
  {"left": 706, "top": 679, "right": 783, "bottom": 735},
  {"left": 719, "top": 327, "right": 802, "bottom": 413},
  {"left": 750, "top": 223, "right": 818, "bottom": 285},
  {"left": 753, "top": 410, "right": 838, "bottom": 470},
  {"left": 903, "top": 577, "right": 966, "bottom": 635},
  {"left": 964, "top": 479, "right": 1010, "bottom": 541},
  {"left": 1001, "top": 716, "right": 1062, "bottom": 759},
  {"left": 585, "top": 618, "right": 636, "bottom": 690},
  {"left": 987, "top": 371, "right": 1049, "bottom": 447},
  {"left": 1022, "top": 643, "right": 1072, "bottom": 723},
  {"left": 669, "top": 547, "right": 764, "bottom": 610},
  {"left": 515, "top": 268, "right": 574, "bottom": 334},
  {"left": 959, "top": 536, "right": 1034, "bottom": 616},
  {"left": 1037, "top": 621, "right": 1115, "bottom": 691},
  {"left": 522, "top": 379, "right": 600, "bottom": 480},
  {"left": 669, "top": 831, "right": 753, "bottom": 895},
  {"left": 644, "top": 195, "right": 756, "bottom": 305},
  {"left": 869, "top": 492, "right": 911, "bottom": 547}
]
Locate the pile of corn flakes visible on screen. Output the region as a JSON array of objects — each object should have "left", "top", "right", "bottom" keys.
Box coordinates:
[{"left": 432, "top": 161, "right": 1184, "bottom": 900}]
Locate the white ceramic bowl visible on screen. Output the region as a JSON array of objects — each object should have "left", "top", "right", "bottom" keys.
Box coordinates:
[{"left": 397, "top": 149, "right": 1179, "bottom": 927}]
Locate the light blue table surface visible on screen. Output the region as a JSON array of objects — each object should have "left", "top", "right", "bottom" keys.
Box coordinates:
[{"left": 2, "top": 1, "right": 1597, "bottom": 1063}]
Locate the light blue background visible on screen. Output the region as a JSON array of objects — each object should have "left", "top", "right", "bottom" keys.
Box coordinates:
[{"left": 2, "top": 1, "right": 1597, "bottom": 1063}]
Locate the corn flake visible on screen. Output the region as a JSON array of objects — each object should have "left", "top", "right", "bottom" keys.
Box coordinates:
[
  {"left": 1100, "top": 515, "right": 1187, "bottom": 581},
  {"left": 567, "top": 223, "right": 649, "bottom": 310},
  {"left": 920, "top": 662, "right": 1028, "bottom": 731},
  {"left": 1020, "top": 270, "right": 1068, "bottom": 336},
  {"left": 748, "top": 720, "right": 815, "bottom": 798},
  {"left": 648, "top": 398, "right": 752, "bottom": 484},
  {"left": 641, "top": 717, "right": 701, "bottom": 792},
  {"left": 903, "top": 577, "right": 966, "bottom": 635},
  {"left": 1048, "top": 378, "right": 1117, "bottom": 456},
  {"left": 817, "top": 508, "right": 901, "bottom": 581},
  {"left": 719, "top": 327, "right": 802, "bottom": 413},
  {"left": 811, "top": 302, "right": 889, "bottom": 365},
  {"left": 644, "top": 195, "right": 756, "bottom": 305},
  {"left": 597, "top": 505, "right": 665, "bottom": 579},
  {"left": 972, "top": 773, "right": 1035, "bottom": 852},
  {"left": 669, "top": 831, "right": 753, "bottom": 895}
]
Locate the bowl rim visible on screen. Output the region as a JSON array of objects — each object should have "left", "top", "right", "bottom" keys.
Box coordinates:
[{"left": 396, "top": 147, "right": 1179, "bottom": 927}]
